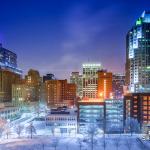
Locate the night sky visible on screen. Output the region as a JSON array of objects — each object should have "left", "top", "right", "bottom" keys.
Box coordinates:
[{"left": 0, "top": 0, "right": 150, "bottom": 79}]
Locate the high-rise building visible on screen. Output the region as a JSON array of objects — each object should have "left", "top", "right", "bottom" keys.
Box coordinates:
[
  {"left": 124, "top": 93, "right": 150, "bottom": 127},
  {"left": 0, "top": 45, "right": 22, "bottom": 103},
  {"left": 82, "top": 63, "right": 102, "bottom": 99},
  {"left": 126, "top": 11, "right": 150, "bottom": 92},
  {"left": 112, "top": 73, "right": 125, "bottom": 99},
  {"left": 70, "top": 72, "right": 82, "bottom": 98},
  {"left": 97, "top": 70, "right": 112, "bottom": 99},
  {"left": 0, "top": 44, "right": 22, "bottom": 74}
]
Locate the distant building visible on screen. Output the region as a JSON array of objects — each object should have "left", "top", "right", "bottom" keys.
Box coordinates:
[
  {"left": 124, "top": 93, "right": 150, "bottom": 127},
  {"left": 70, "top": 72, "right": 82, "bottom": 98},
  {"left": 105, "top": 99, "right": 124, "bottom": 133},
  {"left": 112, "top": 73, "right": 125, "bottom": 99},
  {"left": 43, "top": 73, "right": 55, "bottom": 83},
  {"left": 45, "top": 79, "right": 76, "bottom": 107},
  {"left": 126, "top": 11, "right": 150, "bottom": 92},
  {"left": 77, "top": 98, "right": 104, "bottom": 133},
  {"left": 0, "top": 44, "right": 22, "bottom": 74},
  {"left": 25, "top": 69, "right": 41, "bottom": 102},
  {"left": 97, "top": 70, "right": 112, "bottom": 99},
  {"left": 82, "top": 63, "right": 102, "bottom": 98}
]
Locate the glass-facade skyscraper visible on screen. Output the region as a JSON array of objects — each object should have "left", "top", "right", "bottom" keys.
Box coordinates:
[{"left": 126, "top": 11, "right": 150, "bottom": 92}]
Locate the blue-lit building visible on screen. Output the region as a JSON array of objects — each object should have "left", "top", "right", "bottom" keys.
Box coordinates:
[
  {"left": 126, "top": 11, "right": 150, "bottom": 92},
  {"left": 0, "top": 44, "right": 22, "bottom": 102},
  {"left": 105, "top": 99, "right": 124, "bottom": 133},
  {"left": 77, "top": 99, "right": 104, "bottom": 133},
  {"left": 0, "top": 44, "right": 22, "bottom": 74}
]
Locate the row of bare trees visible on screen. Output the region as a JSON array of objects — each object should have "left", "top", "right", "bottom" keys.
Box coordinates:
[
  {"left": 77, "top": 124, "right": 138, "bottom": 150},
  {"left": 0, "top": 120, "right": 36, "bottom": 139}
]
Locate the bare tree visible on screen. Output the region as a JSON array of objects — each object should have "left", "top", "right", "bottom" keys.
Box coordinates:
[
  {"left": 26, "top": 122, "right": 36, "bottom": 139},
  {"left": 113, "top": 137, "right": 121, "bottom": 150},
  {"left": 125, "top": 117, "right": 140, "bottom": 136},
  {"left": 125, "top": 138, "right": 134, "bottom": 150},
  {"left": 0, "top": 118, "right": 6, "bottom": 138},
  {"left": 101, "top": 134, "right": 108, "bottom": 150},
  {"left": 77, "top": 138, "right": 84, "bottom": 150},
  {"left": 51, "top": 125, "right": 56, "bottom": 136},
  {"left": 4, "top": 124, "right": 11, "bottom": 139},
  {"left": 51, "top": 137, "right": 59, "bottom": 150},
  {"left": 85, "top": 124, "right": 98, "bottom": 150},
  {"left": 14, "top": 124, "right": 24, "bottom": 138}
]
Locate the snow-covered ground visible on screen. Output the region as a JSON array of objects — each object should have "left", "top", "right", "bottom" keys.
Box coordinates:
[
  {"left": 0, "top": 135, "right": 150, "bottom": 150},
  {"left": 1, "top": 112, "right": 150, "bottom": 150}
]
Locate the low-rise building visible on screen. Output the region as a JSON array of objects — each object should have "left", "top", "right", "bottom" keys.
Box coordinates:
[
  {"left": 0, "top": 103, "right": 21, "bottom": 121},
  {"left": 124, "top": 93, "right": 150, "bottom": 128},
  {"left": 105, "top": 99, "right": 124, "bottom": 133},
  {"left": 46, "top": 108, "right": 77, "bottom": 135},
  {"left": 77, "top": 98, "right": 104, "bottom": 133}
]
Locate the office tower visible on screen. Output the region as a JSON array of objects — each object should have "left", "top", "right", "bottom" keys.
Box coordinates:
[
  {"left": 0, "top": 44, "right": 22, "bottom": 74},
  {"left": 25, "top": 69, "right": 41, "bottom": 102},
  {"left": 124, "top": 93, "right": 150, "bottom": 127},
  {"left": 45, "top": 79, "right": 76, "bottom": 107},
  {"left": 112, "top": 73, "right": 125, "bottom": 99},
  {"left": 105, "top": 99, "right": 124, "bottom": 133},
  {"left": 97, "top": 70, "right": 112, "bottom": 99},
  {"left": 126, "top": 11, "right": 150, "bottom": 92},
  {"left": 70, "top": 72, "right": 82, "bottom": 98},
  {"left": 43, "top": 73, "right": 55, "bottom": 83},
  {"left": 82, "top": 63, "right": 102, "bottom": 99}
]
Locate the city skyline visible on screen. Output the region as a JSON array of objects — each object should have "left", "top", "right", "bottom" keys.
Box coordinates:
[{"left": 0, "top": 0, "right": 150, "bottom": 79}]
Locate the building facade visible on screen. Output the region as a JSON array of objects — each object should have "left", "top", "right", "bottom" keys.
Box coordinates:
[
  {"left": 0, "top": 69, "right": 21, "bottom": 103},
  {"left": 25, "top": 69, "right": 41, "bottom": 102},
  {"left": 105, "top": 99, "right": 124, "bottom": 133},
  {"left": 112, "top": 73, "right": 125, "bottom": 99},
  {"left": 126, "top": 11, "right": 150, "bottom": 92},
  {"left": 70, "top": 72, "right": 82, "bottom": 98},
  {"left": 97, "top": 70, "right": 112, "bottom": 99},
  {"left": 45, "top": 79, "right": 76, "bottom": 107},
  {"left": 77, "top": 99, "right": 104, "bottom": 133},
  {"left": 0, "top": 44, "right": 22, "bottom": 74},
  {"left": 124, "top": 93, "right": 150, "bottom": 127},
  {"left": 46, "top": 109, "right": 77, "bottom": 135},
  {"left": 0, "top": 103, "right": 21, "bottom": 121},
  {"left": 82, "top": 63, "right": 102, "bottom": 99}
]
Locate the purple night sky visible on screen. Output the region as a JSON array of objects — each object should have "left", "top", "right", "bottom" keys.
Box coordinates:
[{"left": 0, "top": 0, "right": 150, "bottom": 79}]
